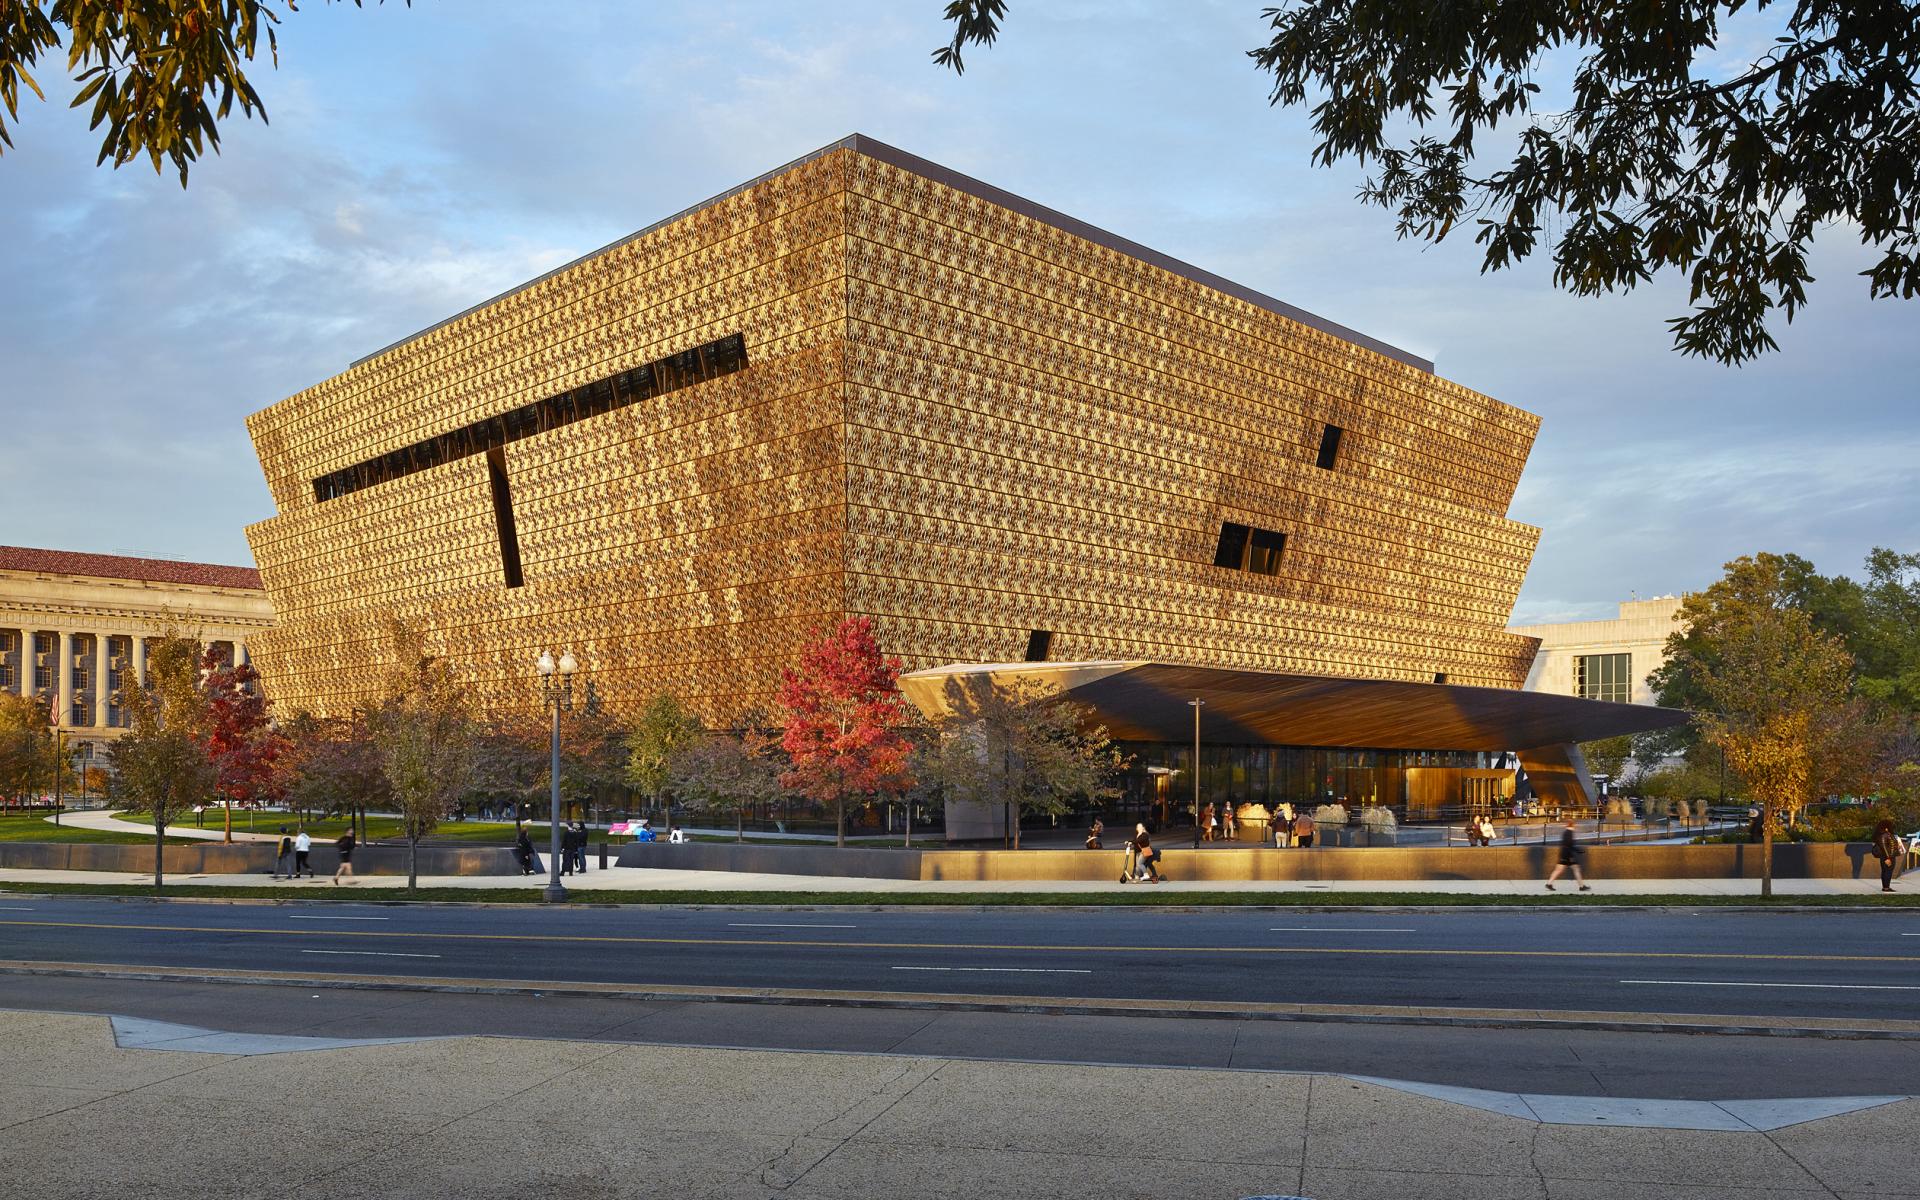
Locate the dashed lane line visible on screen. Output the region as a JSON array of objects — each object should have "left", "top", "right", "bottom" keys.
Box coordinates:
[
  {"left": 892, "top": 966, "right": 1092, "bottom": 974},
  {"left": 1623, "top": 979, "right": 1920, "bottom": 991},
  {"left": 300, "top": 949, "right": 442, "bottom": 959}
]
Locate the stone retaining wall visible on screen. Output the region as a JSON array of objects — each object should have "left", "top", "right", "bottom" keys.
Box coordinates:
[
  {"left": 0, "top": 842, "right": 520, "bottom": 877},
  {"left": 618, "top": 840, "right": 1899, "bottom": 883}
]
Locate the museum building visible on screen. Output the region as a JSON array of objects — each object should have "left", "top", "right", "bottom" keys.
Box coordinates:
[{"left": 243, "top": 134, "right": 1684, "bottom": 819}]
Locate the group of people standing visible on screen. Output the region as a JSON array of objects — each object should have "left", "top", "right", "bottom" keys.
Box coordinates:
[{"left": 515, "top": 821, "right": 593, "bottom": 876}]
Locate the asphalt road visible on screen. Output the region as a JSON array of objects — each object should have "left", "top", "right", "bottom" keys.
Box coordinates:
[{"left": 1, "top": 898, "right": 1917, "bottom": 1020}]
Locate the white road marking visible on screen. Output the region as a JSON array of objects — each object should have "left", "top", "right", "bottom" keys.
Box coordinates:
[
  {"left": 288, "top": 915, "right": 389, "bottom": 921},
  {"left": 727, "top": 922, "right": 857, "bottom": 929},
  {"left": 891, "top": 966, "right": 1092, "bottom": 974},
  {"left": 0, "top": 906, "right": 36, "bottom": 911},
  {"left": 1269, "top": 926, "right": 1414, "bottom": 933},
  {"left": 1622, "top": 979, "right": 1920, "bottom": 991},
  {"left": 300, "top": 949, "right": 441, "bottom": 959}
]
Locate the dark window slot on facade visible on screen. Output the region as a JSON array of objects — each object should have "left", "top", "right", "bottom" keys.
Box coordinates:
[
  {"left": 311, "top": 331, "right": 748, "bottom": 504},
  {"left": 1316, "top": 423, "right": 1344, "bottom": 470},
  {"left": 1433, "top": 672, "right": 1448, "bottom": 684},
  {"left": 486, "top": 448, "right": 524, "bottom": 589},
  {"left": 1247, "top": 529, "right": 1286, "bottom": 576},
  {"left": 1213, "top": 522, "right": 1250, "bottom": 569},
  {"left": 1024, "top": 629, "right": 1053, "bottom": 662}
]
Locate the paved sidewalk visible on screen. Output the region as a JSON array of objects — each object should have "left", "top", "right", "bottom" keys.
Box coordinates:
[
  {"left": 0, "top": 1009, "right": 1910, "bottom": 1199},
  {"left": 0, "top": 862, "right": 1899, "bottom": 897}
]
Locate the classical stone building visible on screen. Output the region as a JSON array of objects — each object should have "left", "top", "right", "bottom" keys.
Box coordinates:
[
  {"left": 0, "top": 546, "right": 275, "bottom": 763},
  {"left": 244, "top": 135, "right": 1682, "bottom": 813},
  {"left": 1510, "top": 597, "right": 1687, "bottom": 707}
]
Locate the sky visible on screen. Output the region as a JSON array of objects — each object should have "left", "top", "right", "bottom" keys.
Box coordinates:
[{"left": 1, "top": 1, "right": 1913, "bottom": 625}]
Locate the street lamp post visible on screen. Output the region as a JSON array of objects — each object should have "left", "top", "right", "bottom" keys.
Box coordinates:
[
  {"left": 1188, "top": 698, "right": 1204, "bottom": 849},
  {"left": 536, "top": 649, "right": 579, "bottom": 905}
]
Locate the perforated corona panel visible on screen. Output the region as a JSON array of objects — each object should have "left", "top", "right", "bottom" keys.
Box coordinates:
[{"left": 245, "top": 137, "right": 1543, "bottom": 724}]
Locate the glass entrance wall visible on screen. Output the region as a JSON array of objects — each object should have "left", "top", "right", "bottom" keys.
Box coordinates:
[{"left": 1116, "top": 741, "right": 1494, "bottom": 824}]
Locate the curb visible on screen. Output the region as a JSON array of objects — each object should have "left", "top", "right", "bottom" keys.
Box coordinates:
[{"left": 6, "top": 961, "right": 1917, "bottom": 1041}]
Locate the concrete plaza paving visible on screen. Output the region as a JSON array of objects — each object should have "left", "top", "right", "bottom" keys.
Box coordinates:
[{"left": 0, "top": 1009, "right": 1910, "bottom": 1199}]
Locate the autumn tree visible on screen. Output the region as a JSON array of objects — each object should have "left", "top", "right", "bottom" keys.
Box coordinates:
[
  {"left": 276, "top": 710, "right": 390, "bottom": 826},
  {"left": 366, "top": 617, "right": 477, "bottom": 889},
  {"left": 777, "top": 618, "right": 915, "bottom": 847},
  {"left": 916, "top": 674, "right": 1127, "bottom": 849},
  {"left": 109, "top": 632, "right": 214, "bottom": 892},
  {"left": 1, "top": 1, "right": 405, "bottom": 185},
  {"left": 0, "top": 691, "right": 55, "bottom": 804},
  {"left": 1672, "top": 592, "right": 1872, "bottom": 897},
  {"left": 199, "top": 653, "right": 285, "bottom": 843},
  {"left": 625, "top": 694, "right": 702, "bottom": 826},
  {"left": 1579, "top": 734, "right": 1635, "bottom": 789},
  {"left": 934, "top": 1, "right": 1920, "bottom": 363},
  {"left": 670, "top": 721, "right": 785, "bottom": 843}
]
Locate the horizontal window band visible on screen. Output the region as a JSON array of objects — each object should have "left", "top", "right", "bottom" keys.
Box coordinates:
[{"left": 310, "top": 332, "right": 748, "bottom": 504}]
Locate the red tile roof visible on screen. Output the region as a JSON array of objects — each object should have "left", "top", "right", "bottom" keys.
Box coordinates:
[{"left": 0, "top": 546, "right": 263, "bottom": 590}]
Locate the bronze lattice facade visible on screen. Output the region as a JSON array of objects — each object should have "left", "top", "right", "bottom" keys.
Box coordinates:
[{"left": 245, "top": 135, "right": 1545, "bottom": 724}]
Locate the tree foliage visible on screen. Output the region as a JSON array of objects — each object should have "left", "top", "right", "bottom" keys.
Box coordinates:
[
  {"left": 0, "top": 692, "right": 56, "bottom": 802},
  {"left": 934, "top": 1, "right": 1920, "bottom": 363},
  {"left": 108, "top": 631, "right": 214, "bottom": 891},
  {"left": 1, "top": 1, "right": 404, "bottom": 185},
  {"left": 199, "top": 652, "right": 285, "bottom": 835},
  {"left": 777, "top": 617, "right": 915, "bottom": 847},
  {"left": 275, "top": 709, "right": 389, "bottom": 819},
  {"left": 366, "top": 616, "right": 476, "bottom": 888},
  {"left": 670, "top": 715, "right": 785, "bottom": 842},
  {"left": 624, "top": 693, "right": 702, "bottom": 820},
  {"left": 915, "top": 674, "right": 1127, "bottom": 849}
]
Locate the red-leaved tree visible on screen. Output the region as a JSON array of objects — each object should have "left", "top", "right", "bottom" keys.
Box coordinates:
[
  {"left": 200, "top": 652, "right": 285, "bottom": 844},
  {"left": 777, "top": 617, "right": 915, "bottom": 847}
]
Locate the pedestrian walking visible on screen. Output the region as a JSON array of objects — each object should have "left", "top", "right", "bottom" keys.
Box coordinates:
[
  {"left": 1292, "top": 811, "right": 1315, "bottom": 849},
  {"left": 1873, "top": 819, "right": 1902, "bottom": 893},
  {"left": 1202, "top": 802, "right": 1218, "bottom": 842},
  {"left": 1545, "top": 820, "right": 1589, "bottom": 891},
  {"left": 572, "top": 820, "right": 591, "bottom": 873},
  {"left": 560, "top": 822, "right": 576, "bottom": 876},
  {"left": 273, "top": 826, "right": 294, "bottom": 879},
  {"left": 1222, "top": 804, "right": 1237, "bottom": 841},
  {"left": 1085, "top": 818, "right": 1104, "bottom": 850},
  {"left": 332, "top": 831, "right": 357, "bottom": 885},
  {"left": 515, "top": 827, "right": 535, "bottom": 875},
  {"left": 293, "top": 828, "right": 313, "bottom": 877},
  {"left": 1275, "top": 802, "right": 1294, "bottom": 848}
]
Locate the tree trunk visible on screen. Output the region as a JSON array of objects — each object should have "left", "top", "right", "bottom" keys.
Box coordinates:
[
  {"left": 904, "top": 802, "right": 912, "bottom": 849},
  {"left": 836, "top": 799, "right": 846, "bottom": 848},
  {"left": 1761, "top": 802, "right": 1774, "bottom": 899},
  {"left": 152, "top": 812, "right": 165, "bottom": 893},
  {"left": 736, "top": 809, "right": 744, "bottom": 843},
  {"left": 408, "top": 833, "right": 419, "bottom": 890},
  {"left": 223, "top": 797, "right": 232, "bottom": 844}
]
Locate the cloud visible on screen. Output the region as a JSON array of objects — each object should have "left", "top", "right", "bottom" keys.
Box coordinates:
[{"left": 0, "top": 0, "right": 1910, "bottom": 628}]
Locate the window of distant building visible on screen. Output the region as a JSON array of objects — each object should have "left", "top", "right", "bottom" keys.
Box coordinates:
[
  {"left": 1024, "top": 629, "right": 1053, "bottom": 662},
  {"left": 1214, "top": 521, "right": 1288, "bottom": 577},
  {"left": 1574, "top": 652, "right": 1631, "bottom": 703},
  {"left": 1213, "top": 522, "right": 1250, "bottom": 569}
]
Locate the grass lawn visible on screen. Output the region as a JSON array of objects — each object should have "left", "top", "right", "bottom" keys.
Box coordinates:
[
  {"left": 0, "top": 813, "right": 198, "bottom": 846},
  {"left": 0, "top": 880, "right": 1914, "bottom": 907},
  {"left": 115, "top": 812, "right": 546, "bottom": 845}
]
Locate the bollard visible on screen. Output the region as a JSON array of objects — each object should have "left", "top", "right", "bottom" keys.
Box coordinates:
[{"left": 598, "top": 841, "right": 608, "bottom": 870}]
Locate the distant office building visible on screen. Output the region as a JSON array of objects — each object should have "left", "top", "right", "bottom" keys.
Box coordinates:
[
  {"left": 0, "top": 546, "right": 274, "bottom": 763},
  {"left": 1510, "top": 596, "right": 1686, "bottom": 707}
]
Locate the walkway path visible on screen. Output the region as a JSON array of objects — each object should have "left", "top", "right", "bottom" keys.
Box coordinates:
[
  {"left": 45, "top": 810, "right": 281, "bottom": 842},
  {"left": 0, "top": 863, "right": 1894, "bottom": 896}
]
